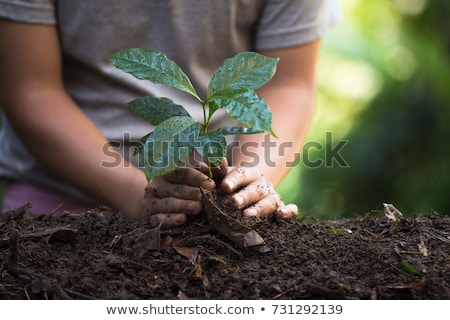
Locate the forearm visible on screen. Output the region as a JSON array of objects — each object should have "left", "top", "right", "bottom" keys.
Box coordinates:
[
  {"left": 232, "top": 85, "right": 315, "bottom": 187},
  {"left": 3, "top": 88, "right": 147, "bottom": 219},
  {"left": 230, "top": 41, "right": 320, "bottom": 187}
]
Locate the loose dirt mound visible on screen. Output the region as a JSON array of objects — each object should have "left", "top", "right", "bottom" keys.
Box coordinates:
[{"left": 1, "top": 204, "right": 449, "bottom": 299}]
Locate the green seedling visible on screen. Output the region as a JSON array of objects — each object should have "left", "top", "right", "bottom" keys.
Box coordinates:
[{"left": 109, "top": 48, "right": 278, "bottom": 179}]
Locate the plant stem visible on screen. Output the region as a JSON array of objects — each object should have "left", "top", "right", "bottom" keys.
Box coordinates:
[
  {"left": 202, "top": 101, "right": 209, "bottom": 133},
  {"left": 201, "top": 100, "right": 213, "bottom": 178},
  {"left": 207, "top": 160, "right": 213, "bottom": 178}
]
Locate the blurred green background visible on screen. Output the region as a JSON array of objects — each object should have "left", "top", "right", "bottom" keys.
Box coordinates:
[{"left": 278, "top": 0, "right": 450, "bottom": 219}]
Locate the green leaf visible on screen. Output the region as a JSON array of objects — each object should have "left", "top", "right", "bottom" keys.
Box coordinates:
[
  {"left": 328, "top": 227, "right": 352, "bottom": 234},
  {"left": 194, "top": 132, "right": 227, "bottom": 167},
  {"left": 109, "top": 48, "right": 201, "bottom": 101},
  {"left": 401, "top": 259, "right": 423, "bottom": 276},
  {"left": 208, "top": 88, "right": 276, "bottom": 137},
  {"left": 218, "top": 126, "right": 264, "bottom": 135},
  {"left": 142, "top": 116, "right": 199, "bottom": 179},
  {"left": 128, "top": 96, "right": 191, "bottom": 126},
  {"left": 207, "top": 52, "right": 278, "bottom": 97},
  {"left": 133, "top": 132, "right": 151, "bottom": 157},
  {"left": 206, "top": 98, "right": 222, "bottom": 121}
]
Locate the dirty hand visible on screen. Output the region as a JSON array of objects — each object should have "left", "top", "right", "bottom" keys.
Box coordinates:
[
  {"left": 208, "top": 158, "right": 299, "bottom": 220},
  {"left": 142, "top": 167, "right": 215, "bottom": 228}
]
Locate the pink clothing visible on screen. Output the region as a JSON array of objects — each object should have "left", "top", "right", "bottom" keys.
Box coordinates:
[{"left": 2, "top": 181, "right": 96, "bottom": 215}]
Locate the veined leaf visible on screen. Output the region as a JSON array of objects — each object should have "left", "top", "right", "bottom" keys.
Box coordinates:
[
  {"left": 194, "top": 132, "right": 227, "bottom": 167},
  {"left": 133, "top": 132, "right": 151, "bottom": 157},
  {"left": 207, "top": 98, "right": 222, "bottom": 120},
  {"left": 218, "top": 126, "right": 264, "bottom": 135},
  {"left": 109, "top": 48, "right": 201, "bottom": 102},
  {"left": 142, "top": 116, "right": 199, "bottom": 179},
  {"left": 207, "top": 52, "right": 278, "bottom": 97},
  {"left": 128, "top": 96, "right": 191, "bottom": 126},
  {"left": 208, "top": 88, "right": 276, "bottom": 137},
  {"left": 108, "top": 49, "right": 280, "bottom": 178}
]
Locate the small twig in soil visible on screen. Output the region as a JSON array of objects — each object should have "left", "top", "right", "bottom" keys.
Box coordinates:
[
  {"left": 24, "top": 287, "right": 31, "bottom": 300},
  {"left": 49, "top": 203, "right": 64, "bottom": 215},
  {"left": 64, "top": 288, "right": 98, "bottom": 300},
  {"left": 272, "top": 287, "right": 296, "bottom": 300},
  {"left": 424, "top": 230, "right": 450, "bottom": 243},
  {"left": 126, "top": 259, "right": 155, "bottom": 271},
  {"left": 180, "top": 234, "right": 242, "bottom": 257}
]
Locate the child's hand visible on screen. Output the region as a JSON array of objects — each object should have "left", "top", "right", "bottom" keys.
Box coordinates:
[
  {"left": 207, "top": 158, "right": 299, "bottom": 220},
  {"left": 142, "top": 167, "right": 215, "bottom": 228}
]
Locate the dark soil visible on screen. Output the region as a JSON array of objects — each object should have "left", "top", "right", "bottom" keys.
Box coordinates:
[{"left": 1, "top": 198, "right": 449, "bottom": 300}]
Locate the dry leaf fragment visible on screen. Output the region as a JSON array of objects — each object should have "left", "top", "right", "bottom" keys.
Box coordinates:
[
  {"left": 109, "top": 235, "right": 122, "bottom": 249},
  {"left": 21, "top": 227, "right": 78, "bottom": 244},
  {"left": 201, "top": 188, "right": 266, "bottom": 248},
  {"left": 417, "top": 236, "right": 429, "bottom": 257},
  {"left": 383, "top": 203, "right": 403, "bottom": 223},
  {"left": 132, "top": 223, "right": 162, "bottom": 258},
  {"left": 173, "top": 246, "right": 199, "bottom": 262}
]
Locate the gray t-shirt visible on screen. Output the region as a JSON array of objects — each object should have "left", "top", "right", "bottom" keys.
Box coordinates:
[{"left": 0, "top": 0, "right": 342, "bottom": 201}]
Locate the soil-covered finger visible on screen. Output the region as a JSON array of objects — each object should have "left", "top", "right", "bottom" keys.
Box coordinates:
[
  {"left": 275, "top": 203, "right": 299, "bottom": 220},
  {"left": 220, "top": 167, "right": 262, "bottom": 193},
  {"left": 146, "top": 198, "right": 203, "bottom": 215},
  {"left": 231, "top": 180, "right": 273, "bottom": 209},
  {"left": 194, "top": 158, "right": 228, "bottom": 184},
  {"left": 242, "top": 193, "right": 282, "bottom": 218},
  {"left": 150, "top": 213, "right": 187, "bottom": 229},
  {"left": 146, "top": 182, "right": 204, "bottom": 201},
  {"left": 164, "top": 167, "right": 215, "bottom": 189},
  {"left": 210, "top": 157, "right": 229, "bottom": 183}
]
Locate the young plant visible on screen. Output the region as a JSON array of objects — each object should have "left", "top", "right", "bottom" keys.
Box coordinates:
[{"left": 109, "top": 49, "right": 278, "bottom": 179}]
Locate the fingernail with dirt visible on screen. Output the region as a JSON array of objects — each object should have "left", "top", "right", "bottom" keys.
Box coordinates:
[
  {"left": 245, "top": 208, "right": 257, "bottom": 217},
  {"left": 277, "top": 208, "right": 287, "bottom": 219},
  {"left": 173, "top": 214, "right": 187, "bottom": 226},
  {"left": 201, "top": 178, "right": 215, "bottom": 190},
  {"left": 232, "top": 195, "right": 244, "bottom": 209},
  {"left": 222, "top": 180, "right": 234, "bottom": 192}
]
